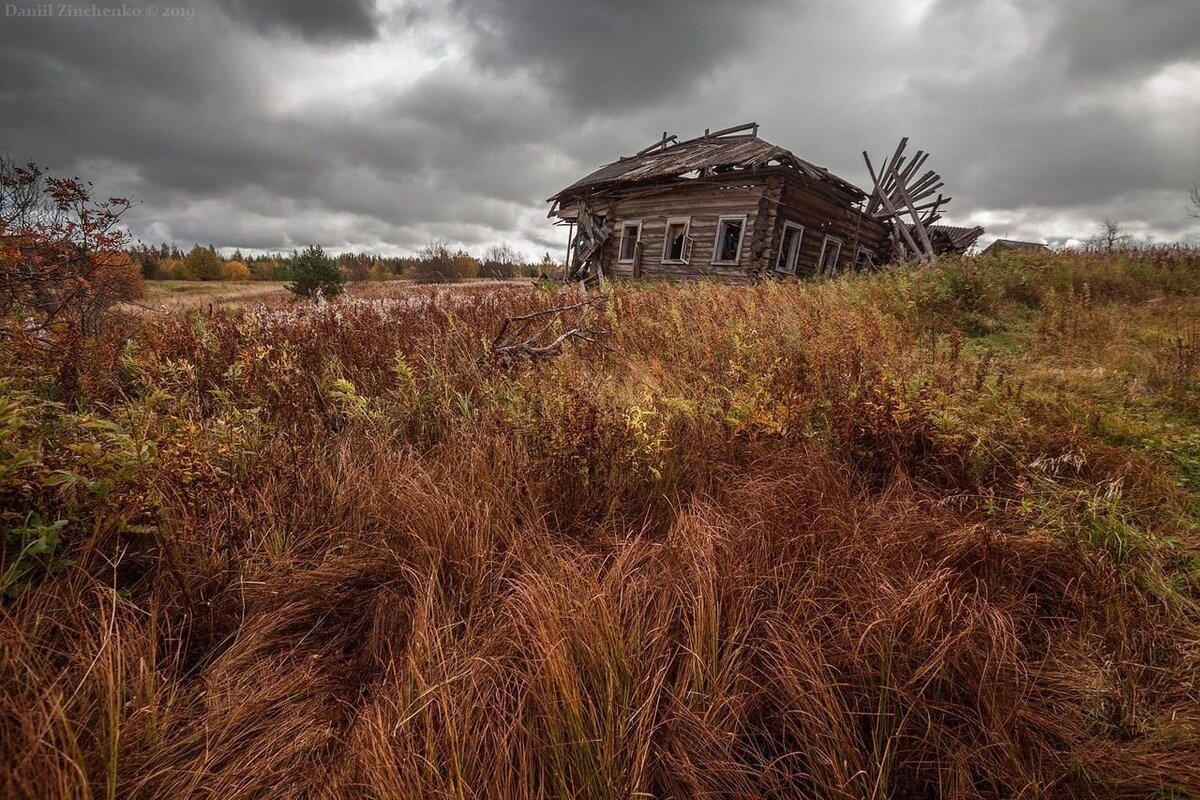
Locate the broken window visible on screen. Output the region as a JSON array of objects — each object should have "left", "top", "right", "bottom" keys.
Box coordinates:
[
  {"left": 775, "top": 221, "right": 804, "bottom": 274},
  {"left": 855, "top": 246, "right": 876, "bottom": 272},
  {"left": 618, "top": 222, "right": 641, "bottom": 262},
  {"left": 819, "top": 235, "right": 842, "bottom": 274},
  {"left": 663, "top": 218, "right": 691, "bottom": 263},
  {"left": 712, "top": 215, "right": 746, "bottom": 264}
]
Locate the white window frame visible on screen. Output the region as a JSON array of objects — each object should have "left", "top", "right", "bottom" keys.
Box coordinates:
[
  {"left": 854, "top": 246, "right": 876, "bottom": 272},
  {"left": 662, "top": 217, "right": 692, "bottom": 264},
  {"left": 617, "top": 221, "right": 642, "bottom": 263},
  {"left": 775, "top": 221, "right": 805, "bottom": 275},
  {"left": 818, "top": 235, "right": 843, "bottom": 274},
  {"left": 710, "top": 214, "right": 748, "bottom": 266}
]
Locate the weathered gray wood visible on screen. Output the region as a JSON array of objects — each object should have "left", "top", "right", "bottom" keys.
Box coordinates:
[
  {"left": 630, "top": 133, "right": 677, "bottom": 159},
  {"left": 893, "top": 170, "right": 935, "bottom": 258},
  {"left": 553, "top": 125, "right": 916, "bottom": 281},
  {"left": 701, "top": 122, "right": 760, "bottom": 139},
  {"left": 864, "top": 151, "right": 922, "bottom": 258},
  {"left": 869, "top": 137, "right": 909, "bottom": 215}
]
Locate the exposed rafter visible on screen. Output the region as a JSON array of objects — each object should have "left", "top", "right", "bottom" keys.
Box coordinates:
[{"left": 863, "top": 138, "right": 959, "bottom": 261}]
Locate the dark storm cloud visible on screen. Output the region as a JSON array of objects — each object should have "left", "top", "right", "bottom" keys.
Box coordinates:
[
  {"left": 1022, "top": 0, "right": 1200, "bottom": 80},
  {"left": 448, "top": 0, "right": 790, "bottom": 109},
  {"left": 889, "top": 0, "right": 1200, "bottom": 234},
  {"left": 213, "top": 0, "right": 380, "bottom": 42},
  {"left": 0, "top": 0, "right": 1196, "bottom": 255}
]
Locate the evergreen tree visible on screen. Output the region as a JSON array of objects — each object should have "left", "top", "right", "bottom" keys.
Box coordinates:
[
  {"left": 286, "top": 244, "right": 344, "bottom": 300},
  {"left": 134, "top": 244, "right": 161, "bottom": 279}
]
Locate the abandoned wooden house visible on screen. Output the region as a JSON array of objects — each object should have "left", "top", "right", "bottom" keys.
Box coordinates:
[{"left": 547, "top": 123, "right": 983, "bottom": 284}]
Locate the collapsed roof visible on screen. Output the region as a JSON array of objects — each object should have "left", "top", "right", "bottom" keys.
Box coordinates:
[
  {"left": 548, "top": 122, "right": 868, "bottom": 214},
  {"left": 906, "top": 223, "right": 986, "bottom": 255}
]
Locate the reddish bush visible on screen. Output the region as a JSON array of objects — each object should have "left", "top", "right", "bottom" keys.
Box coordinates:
[{"left": 0, "top": 156, "right": 135, "bottom": 345}]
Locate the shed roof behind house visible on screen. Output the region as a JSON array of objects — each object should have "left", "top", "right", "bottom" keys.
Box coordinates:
[
  {"left": 549, "top": 123, "right": 868, "bottom": 206},
  {"left": 983, "top": 239, "right": 1050, "bottom": 253}
]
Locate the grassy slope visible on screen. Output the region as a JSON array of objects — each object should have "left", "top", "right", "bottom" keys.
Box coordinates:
[{"left": 2, "top": 251, "right": 1199, "bottom": 798}]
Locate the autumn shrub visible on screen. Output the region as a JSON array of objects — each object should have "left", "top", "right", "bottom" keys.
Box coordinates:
[
  {"left": 223, "top": 259, "right": 251, "bottom": 281},
  {"left": 0, "top": 156, "right": 138, "bottom": 343},
  {"left": 1, "top": 251, "right": 1199, "bottom": 798},
  {"left": 910, "top": 256, "right": 1005, "bottom": 333},
  {"left": 159, "top": 256, "right": 188, "bottom": 280},
  {"left": 183, "top": 245, "right": 223, "bottom": 281}
]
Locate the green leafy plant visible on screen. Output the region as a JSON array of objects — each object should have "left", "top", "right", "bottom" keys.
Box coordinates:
[{"left": 2, "top": 513, "right": 68, "bottom": 597}]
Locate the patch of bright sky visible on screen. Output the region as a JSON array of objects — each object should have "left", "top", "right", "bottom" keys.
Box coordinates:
[
  {"left": 896, "top": 0, "right": 936, "bottom": 26},
  {"left": 263, "top": 7, "right": 465, "bottom": 117},
  {"left": 1134, "top": 61, "right": 1200, "bottom": 155},
  {"left": 964, "top": 191, "right": 1200, "bottom": 248}
]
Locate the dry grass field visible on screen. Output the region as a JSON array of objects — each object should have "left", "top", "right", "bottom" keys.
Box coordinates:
[
  {"left": 2, "top": 251, "right": 1199, "bottom": 798},
  {"left": 137, "top": 280, "right": 293, "bottom": 311},
  {"left": 131, "top": 278, "right": 538, "bottom": 314}
]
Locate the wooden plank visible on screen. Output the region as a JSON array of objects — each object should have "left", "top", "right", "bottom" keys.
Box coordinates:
[
  {"left": 870, "top": 137, "right": 909, "bottom": 215},
  {"left": 863, "top": 151, "right": 922, "bottom": 258},
  {"left": 892, "top": 170, "right": 935, "bottom": 258},
  {"left": 630, "top": 133, "right": 678, "bottom": 159},
  {"left": 892, "top": 151, "right": 928, "bottom": 195}
]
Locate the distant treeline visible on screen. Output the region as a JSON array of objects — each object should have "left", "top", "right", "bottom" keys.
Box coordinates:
[{"left": 129, "top": 240, "right": 561, "bottom": 283}]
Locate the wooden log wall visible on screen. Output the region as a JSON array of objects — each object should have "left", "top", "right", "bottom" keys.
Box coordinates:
[
  {"left": 745, "top": 173, "right": 785, "bottom": 278},
  {"left": 585, "top": 169, "right": 891, "bottom": 283},
  {"left": 596, "top": 177, "right": 770, "bottom": 284},
  {"left": 767, "top": 172, "right": 891, "bottom": 276}
]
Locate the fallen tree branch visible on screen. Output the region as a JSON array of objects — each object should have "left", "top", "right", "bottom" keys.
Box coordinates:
[{"left": 483, "top": 293, "right": 609, "bottom": 366}]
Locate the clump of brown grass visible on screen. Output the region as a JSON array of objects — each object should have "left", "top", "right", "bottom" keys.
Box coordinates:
[{"left": 2, "top": 252, "right": 1199, "bottom": 798}]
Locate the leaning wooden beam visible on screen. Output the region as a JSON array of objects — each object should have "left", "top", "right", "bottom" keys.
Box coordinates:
[
  {"left": 881, "top": 151, "right": 924, "bottom": 199},
  {"left": 887, "top": 174, "right": 940, "bottom": 207},
  {"left": 630, "top": 133, "right": 678, "bottom": 159},
  {"left": 869, "top": 137, "right": 910, "bottom": 215},
  {"left": 873, "top": 140, "right": 946, "bottom": 219},
  {"left": 895, "top": 151, "right": 929, "bottom": 192},
  {"left": 882, "top": 138, "right": 909, "bottom": 185},
  {"left": 918, "top": 195, "right": 948, "bottom": 223},
  {"left": 902, "top": 171, "right": 941, "bottom": 198},
  {"left": 910, "top": 195, "right": 949, "bottom": 214},
  {"left": 704, "top": 121, "right": 760, "bottom": 139},
  {"left": 893, "top": 169, "right": 935, "bottom": 258},
  {"left": 888, "top": 184, "right": 942, "bottom": 211},
  {"left": 564, "top": 221, "right": 575, "bottom": 273},
  {"left": 864, "top": 150, "right": 922, "bottom": 257},
  {"left": 886, "top": 187, "right": 941, "bottom": 215},
  {"left": 903, "top": 175, "right": 944, "bottom": 202},
  {"left": 907, "top": 196, "right": 945, "bottom": 215},
  {"left": 878, "top": 159, "right": 906, "bottom": 201}
]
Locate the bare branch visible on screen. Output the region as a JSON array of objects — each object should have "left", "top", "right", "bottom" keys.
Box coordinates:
[{"left": 483, "top": 293, "right": 610, "bottom": 366}]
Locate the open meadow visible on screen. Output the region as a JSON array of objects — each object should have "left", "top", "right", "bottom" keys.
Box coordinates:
[
  {"left": 131, "top": 278, "right": 539, "bottom": 314},
  {"left": 3, "top": 251, "right": 1200, "bottom": 798},
  {"left": 136, "top": 280, "right": 293, "bottom": 312}
]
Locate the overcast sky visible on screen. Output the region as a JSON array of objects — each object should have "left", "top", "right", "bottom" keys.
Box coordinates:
[{"left": 2, "top": 0, "right": 1198, "bottom": 258}]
